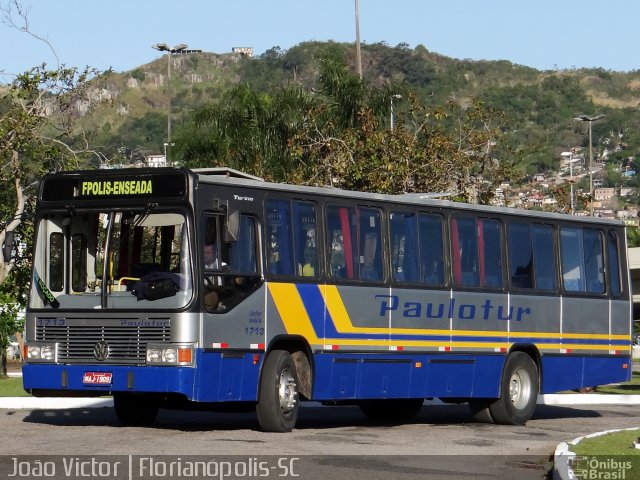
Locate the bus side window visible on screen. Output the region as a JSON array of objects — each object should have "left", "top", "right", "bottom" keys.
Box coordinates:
[
  {"left": 532, "top": 224, "right": 556, "bottom": 291},
  {"left": 508, "top": 222, "right": 534, "bottom": 289},
  {"left": 266, "top": 199, "right": 294, "bottom": 276},
  {"left": 390, "top": 212, "right": 419, "bottom": 283},
  {"left": 479, "top": 219, "right": 503, "bottom": 288},
  {"left": 327, "top": 206, "right": 355, "bottom": 280},
  {"left": 419, "top": 214, "right": 444, "bottom": 286},
  {"left": 451, "top": 217, "right": 479, "bottom": 287},
  {"left": 293, "top": 202, "right": 318, "bottom": 278},
  {"left": 607, "top": 230, "right": 622, "bottom": 297},
  {"left": 583, "top": 229, "right": 604, "bottom": 294},
  {"left": 560, "top": 227, "right": 584, "bottom": 292},
  {"left": 359, "top": 208, "right": 382, "bottom": 281}
]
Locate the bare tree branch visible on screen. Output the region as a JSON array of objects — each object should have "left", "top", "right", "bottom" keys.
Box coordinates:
[{"left": 0, "top": 0, "right": 59, "bottom": 68}]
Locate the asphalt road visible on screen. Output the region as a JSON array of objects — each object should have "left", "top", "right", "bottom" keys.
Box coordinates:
[{"left": 2, "top": 402, "right": 640, "bottom": 479}]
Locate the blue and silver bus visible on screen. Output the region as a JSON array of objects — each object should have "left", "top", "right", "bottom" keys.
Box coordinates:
[{"left": 21, "top": 167, "right": 632, "bottom": 431}]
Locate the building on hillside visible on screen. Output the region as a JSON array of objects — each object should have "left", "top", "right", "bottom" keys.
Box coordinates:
[
  {"left": 620, "top": 187, "right": 636, "bottom": 197},
  {"left": 560, "top": 151, "right": 584, "bottom": 174},
  {"left": 232, "top": 47, "right": 253, "bottom": 57},
  {"left": 145, "top": 155, "right": 167, "bottom": 168},
  {"left": 594, "top": 188, "right": 615, "bottom": 202}
]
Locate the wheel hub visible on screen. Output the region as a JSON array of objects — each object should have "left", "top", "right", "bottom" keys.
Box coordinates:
[
  {"left": 278, "top": 368, "right": 298, "bottom": 413},
  {"left": 509, "top": 368, "right": 531, "bottom": 409}
]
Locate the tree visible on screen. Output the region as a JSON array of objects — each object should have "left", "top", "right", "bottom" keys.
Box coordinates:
[
  {"left": 175, "top": 84, "right": 313, "bottom": 180},
  {"left": 175, "top": 52, "right": 525, "bottom": 203},
  {"left": 0, "top": 1, "right": 106, "bottom": 286},
  {"left": 0, "top": 290, "right": 21, "bottom": 376}
]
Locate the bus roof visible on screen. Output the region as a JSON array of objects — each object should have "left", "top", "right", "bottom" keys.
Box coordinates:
[{"left": 195, "top": 168, "right": 625, "bottom": 227}]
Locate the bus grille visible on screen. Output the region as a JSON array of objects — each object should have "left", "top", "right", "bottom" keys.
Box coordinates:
[{"left": 35, "top": 322, "right": 171, "bottom": 365}]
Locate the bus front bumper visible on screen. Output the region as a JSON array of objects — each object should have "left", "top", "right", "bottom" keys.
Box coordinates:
[{"left": 22, "top": 363, "right": 196, "bottom": 398}]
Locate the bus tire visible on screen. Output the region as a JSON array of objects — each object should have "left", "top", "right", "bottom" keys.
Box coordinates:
[
  {"left": 489, "top": 352, "right": 538, "bottom": 425},
  {"left": 113, "top": 393, "right": 159, "bottom": 427},
  {"left": 256, "top": 350, "right": 299, "bottom": 432},
  {"left": 359, "top": 398, "right": 424, "bottom": 423}
]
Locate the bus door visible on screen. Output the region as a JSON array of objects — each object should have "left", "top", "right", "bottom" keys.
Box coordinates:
[{"left": 200, "top": 212, "right": 263, "bottom": 350}]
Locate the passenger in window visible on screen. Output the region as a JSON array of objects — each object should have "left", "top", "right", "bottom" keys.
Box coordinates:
[
  {"left": 204, "top": 243, "right": 226, "bottom": 311},
  {"left": 298, "top": 246, "right": 317, "bottom": 277},
  {"left": 268, "top": 231, "right": 281, "bottom": 273},
  {"left": 204, "top": 243, "right": 225, "bottom": 270},
  {"left": 423, "top": 259, "right": 442, "bottom": 285}
]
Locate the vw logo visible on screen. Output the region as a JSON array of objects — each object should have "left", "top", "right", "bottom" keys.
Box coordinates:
[{"left": 93, "top": 341, "right": 109, "bottom": 361}]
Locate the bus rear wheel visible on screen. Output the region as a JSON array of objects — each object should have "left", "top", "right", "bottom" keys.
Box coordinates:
[
  {"left": 488, "top": 352, "right": 538, "bottom": 425},
  {"left": 359, "top": 398, "right": 424, "bottom": 423},
  {"left": 256, "top": 350, "right": 300, "bottom": 432},
  {"left": 113, "top": 393, "right": 159, "bottom": 427}
]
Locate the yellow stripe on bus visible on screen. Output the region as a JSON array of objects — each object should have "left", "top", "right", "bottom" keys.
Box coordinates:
[
  {"left": 267, "top": 283, "right": 322, "bottom": 345},
  {"left": 269, "top": 283, "right": 630, "bottom": 353}
]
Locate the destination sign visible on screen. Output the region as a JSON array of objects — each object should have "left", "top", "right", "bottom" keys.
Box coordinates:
[
  {"left": 80, "top": 179, "right": 152, "bottom": 196},
  {"left": 39, "top": 170, "right": 188, "bottom": 202}
]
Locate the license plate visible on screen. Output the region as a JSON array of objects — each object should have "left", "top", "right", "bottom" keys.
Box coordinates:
[{"left": 82, "top": 372, "right": 113, "bottom": 385}]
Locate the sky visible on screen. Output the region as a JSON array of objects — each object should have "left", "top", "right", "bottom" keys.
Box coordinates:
[{"left": 1, "top": 0, "right": 639, "bottom": 78}]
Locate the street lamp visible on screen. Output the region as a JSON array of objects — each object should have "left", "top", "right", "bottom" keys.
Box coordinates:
[
  {"left": 152, "top": 43, "right": 188, "bottom": 145},
  {"left": 390, "top": 94, "right": 402, "bottom": 131},
  {"left": 574, "top": 114, "right": 605, "bottom": 216}
]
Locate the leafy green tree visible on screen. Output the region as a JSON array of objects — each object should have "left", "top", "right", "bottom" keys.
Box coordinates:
[
  {"left": 0, "top": 64, "right": 103, "bottom": 285},
  {"left": 0, "top": 291, "right": 21, "bottom": 376},
  {"left": 0, "top": 2, "right": 106, "bottom": 286},
  {"left": 175, "top": 84, "right": 313, "bottom": 180},
  {"left": 175, "top": 51, "right": 525, "bottom": 203}
]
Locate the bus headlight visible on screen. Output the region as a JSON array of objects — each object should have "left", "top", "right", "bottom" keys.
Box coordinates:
[
  {"left": 146, "top": 344, "right": 194, "bottom": 366},
  {"left": 26, "top": 343, "right": 57, "bottom": 362},
  {"left": 163, "top": 348, "right": 178, "bottom": 363}
]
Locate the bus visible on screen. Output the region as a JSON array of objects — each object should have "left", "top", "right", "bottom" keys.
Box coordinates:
[{"left": 19, "top": 166, "right": 632, "bottom": 432}]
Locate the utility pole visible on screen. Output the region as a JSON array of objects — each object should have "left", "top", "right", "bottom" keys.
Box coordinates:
[
  {"left": 354, "top": 0, "right": 362, "bottom": 79},
  {"left": 574, "top": 114, "right": 605, "bottom": 216}
]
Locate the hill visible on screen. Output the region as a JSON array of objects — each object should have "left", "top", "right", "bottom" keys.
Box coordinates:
[{"left": 79, "top": 41, "right": 640, "bottom": 175}]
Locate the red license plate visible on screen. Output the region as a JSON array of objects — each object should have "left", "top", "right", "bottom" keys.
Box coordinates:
[{"left": 82, "top": 372, "right": 113, "bottom": 385}]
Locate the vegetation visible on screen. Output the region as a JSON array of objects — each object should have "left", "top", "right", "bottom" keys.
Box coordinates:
[
  {"left": 572, "top": 429, "right": 640, "bottom": 456},
  {"left": 0, "top": 376, "right": 27, "bottom": 396},
  {"left": 595, "top": 372, "right": 640, "bottom": 395}
]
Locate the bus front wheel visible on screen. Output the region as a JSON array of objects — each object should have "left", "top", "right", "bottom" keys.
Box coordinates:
[
  {"left": 256, "top": 350, "right": 300, "bottom": 432},
  {"left": 489, "top": 352, "right": 538, "bottom": 425},
  {"left": 113, "top": 393, "right": 159, "bottom": 427}
]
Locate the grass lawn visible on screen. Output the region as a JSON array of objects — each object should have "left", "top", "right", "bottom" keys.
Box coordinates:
[
  {"left": 559, "top": 371, "right": 640, "bottom": 394},
  {"left": 594, "top": 371, "right": 640, "bottom": 395},
  {"left": 572, "top": 429, "right": 640, "bottom": 456},
  {"left": 0, "top": 376, "right": 29, "bottom": 397}
]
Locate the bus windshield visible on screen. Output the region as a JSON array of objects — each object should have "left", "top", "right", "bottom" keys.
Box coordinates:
[{"left": 30, "top": 209, "right": 193, "bottom": 310}]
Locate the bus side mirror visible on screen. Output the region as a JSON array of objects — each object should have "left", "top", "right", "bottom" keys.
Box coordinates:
[
  {"left": 2, "top": 231, "right": 15, "bottom": 263},
  {"left": 225, "top": 209, "right": 240, "bottom": 242}
]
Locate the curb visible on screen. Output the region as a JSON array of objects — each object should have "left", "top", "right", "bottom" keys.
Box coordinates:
[
  {"left": 539, "top": 393, "right": 640, "bottom": 405},
  {"left": 0, "top": 397, "right": 113, "bottom": 409},
  {"left": 553, "top": 427, "right": 640, "bottom": 480}
]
